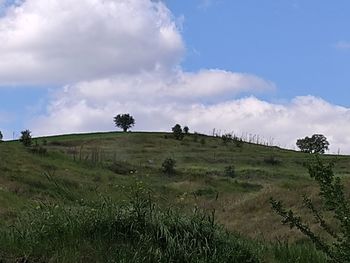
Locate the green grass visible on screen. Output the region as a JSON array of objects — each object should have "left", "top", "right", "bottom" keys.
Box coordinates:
[{"left": 0, "top": 131, "right": 348, "bottom": 261}]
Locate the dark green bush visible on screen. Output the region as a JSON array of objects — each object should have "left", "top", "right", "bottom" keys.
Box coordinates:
[
  {"left": 224, "top": 165, "right": 236, "bottom": 178},
  {"left": 222, "top": 134, "right": 233, "bottom": 144},
  {"left": 172, "top": 124, "right": 184, "bottom": 140},
  {"left": 108, "top": 161, "right": 136, "bottom": 175},
  {"left": 161, "top": 158, "right": 176, "bottom": 175},
  {"left": 19, "top": 129, "right": 32, "bottom": 147}
]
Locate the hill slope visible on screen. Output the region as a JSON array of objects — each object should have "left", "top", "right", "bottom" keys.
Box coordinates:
[{"left": 1, "top": 131, "right": 349, "bottom": 242}]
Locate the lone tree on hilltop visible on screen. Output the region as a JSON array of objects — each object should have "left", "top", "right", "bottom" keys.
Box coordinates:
[
  {"left": 183, "top": 126, "right": 189, "bottom": 135},
  {"left": 20, "top": 129, "right": 32, "bottom": 147},
  {"left": 114, "top": 114, "right": 135, "bottom": 132},
  {"left": 296, "top": 134, "right": 329, "bottom": 154},
  {"left": 172, "top": 124, "right": 184, "bottom": 140}
]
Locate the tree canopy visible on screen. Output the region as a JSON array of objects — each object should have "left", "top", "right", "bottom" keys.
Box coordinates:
[
  {"left": 296, "top": 134, "right": 329, "bottom": 154},
  {"left": 114, "top": 114, "right": 135, "bottom": 132}
]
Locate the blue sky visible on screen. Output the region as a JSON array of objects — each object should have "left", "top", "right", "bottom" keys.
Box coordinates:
[
  {"left": 166, "top": 0, "right": 350, "bottom": 105},
  {"left": 0, "top": 0, "right": 350, "bottom": 152}
]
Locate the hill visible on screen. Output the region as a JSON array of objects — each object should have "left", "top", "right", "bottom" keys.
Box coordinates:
[{"left": 0, "top": 131, "right": 349, "bottom": 262}]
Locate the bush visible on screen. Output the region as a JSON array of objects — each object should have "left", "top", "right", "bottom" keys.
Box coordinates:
[
  {"left": 233, "top": 136, "right": 244, "bottom": 148},
  {"left": 224, "top": 165, "right": 236, "bottom": 178},
  {"left": 161, "top": 158, "right": 176, "bottom": 175},
  {"left": 19, "top": 129, "right": 32, "bottom": 147},
  {"left": 109, "top": 161, "right": 136, "bottom": 175},
  {"left": 172, "top": 124, "right": 184, "bottom": 140},
  {"left": 263, "top": 156, "right": 281, "bottom": 165},
  {"left": 271, "top": 157, "right": 350, "bottom": 262},
  {"left": 183, "top": 126, "right": 189, "bottom": 134},
  {"left": 222, "top": 133, "right": 233, "bottom": 144}
]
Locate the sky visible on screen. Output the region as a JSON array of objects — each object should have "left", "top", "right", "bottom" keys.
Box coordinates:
[{"left": 0, "top": 0, "right": 350, "bottom": 153}]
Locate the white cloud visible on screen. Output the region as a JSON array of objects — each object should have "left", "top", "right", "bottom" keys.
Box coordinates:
[
  {"left": 32, "top": 90, "right": 350, "bottom": 153},
  {"left": 0, "top": 0, "right": 184, "bottom": 85},
  {"left": 1, "top": 0, "right": 350, "bottom": 154}
]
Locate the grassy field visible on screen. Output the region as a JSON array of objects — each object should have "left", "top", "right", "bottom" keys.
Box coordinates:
[{"left": 0, "top": 131, "right": 349, "bottom": 262}]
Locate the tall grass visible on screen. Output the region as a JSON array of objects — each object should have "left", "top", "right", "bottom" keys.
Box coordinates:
[{"left": 0, "top": 189, "right": 260, "bottom": 263}]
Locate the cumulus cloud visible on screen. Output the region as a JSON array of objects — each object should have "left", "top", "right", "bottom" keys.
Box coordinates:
[
  {"left": 1, "top": 0, "right": 350, "bottom": 153},
  {"left": 0, "top": 0, "right": 184, "bottom": 85},
  {"left": 32, "top": 91, "right": 350, "bottom": 153}
]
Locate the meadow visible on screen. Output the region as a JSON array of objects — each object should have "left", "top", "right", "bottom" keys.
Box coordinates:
[{"left": 0, "top": 131, "right": 349, "bottom": 262}]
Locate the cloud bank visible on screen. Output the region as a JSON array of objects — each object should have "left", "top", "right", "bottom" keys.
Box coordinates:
[{"left": 0, "top": 0, "right": 350, "bottom": 153}]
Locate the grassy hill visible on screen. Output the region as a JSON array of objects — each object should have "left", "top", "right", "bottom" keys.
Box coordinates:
[{"left": 0, "top": 131, "right": 349, "bottom": 262}]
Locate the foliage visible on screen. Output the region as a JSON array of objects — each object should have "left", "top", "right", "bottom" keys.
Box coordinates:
[
  {"left": 233, "top": 136, "right": 244, "bottom": 148},
  {"left": 0, "top": 131, "right": 2, "bottom": 142},
  {"left": 114, "top": 113, "right": 135, "bottom": 132},
  {"left": 161, "top": 158, "right": 176, "bottom": 175},
  {"left": 270, "top": 157, "right": 350, "bottom": 262},
  {"left": 19, "top": 129, "right": 32, "bottom": 147},
  {"left": 109, "top": 161, "right": 136, "bottom": 175},
  {"left": 172, "top": 124, "right": 184, "bottom": 140},
  {"left": 183, "top": 126, "right": 189, "bottom": 134},
  {"left": 296, "top": 134, "right": 329, "bottom": 154},
  {"left": 222, "top": 133, "right": 233, "bottom": 144},
  {"left": 0, "top": 189, "right": 260, "bottom": 263},
  {"left": 224, "top": 165, "right": 236, "bottom": 178}
]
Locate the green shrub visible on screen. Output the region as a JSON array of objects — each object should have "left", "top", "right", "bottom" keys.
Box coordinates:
[
  {"left": 224, "top": 165, "right": 236, "bottom": 178},
  {"left": 233, "top": 136, "right": 244, "bottom": 148},
  {"left": 19, "top": 129, "right": 32, "bottom": 147},
  {"left": 183, "top": 126, "right": 189, "bottom": 134},
  {"left": 161, "top": 158, "right": 176, "bottom": 175},
  {"left": 172, "top": 124, "right": 184, "bottom": 140},
  {"left": 271, "top": 156, "right": 350, "bottom": 262},
  {"left": 222, "top": 133, "right": 233, "bottom": 144},
  {"left": 108, "top": 161, "right": 136, "bottom": 175}
]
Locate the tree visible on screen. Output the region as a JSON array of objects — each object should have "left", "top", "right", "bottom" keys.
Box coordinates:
[
  {"left": 20, "top": 130, "right": 32, "bottom": 147},
  {"left": 0, "top": 131, "right": 3, "bottom": 142},
  {"left": 296, "top": 134, "right": 329, "bottom": 154},
  {"left": 172, "top": 124, "right": 184, "bottom": 140},
  {"left": 270, "top": 157, "right": 350, "bottom": 262},
  {"left": 114, "top": 114, "right": 135, "bottom": 132},
  {"left": 183, "top": 126, "right": 189, "bottom": 135}
]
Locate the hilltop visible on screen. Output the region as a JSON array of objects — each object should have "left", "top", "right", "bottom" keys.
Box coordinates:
[{"left": 0, "top": 131, "right": 349, "bottom": 262}]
